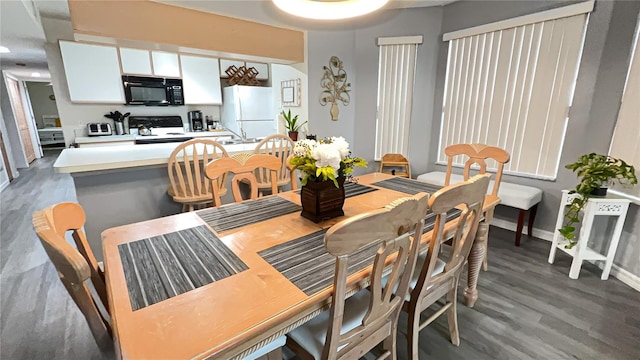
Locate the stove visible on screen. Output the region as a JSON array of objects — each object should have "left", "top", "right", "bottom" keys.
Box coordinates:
[
  {"left": 128, "top": 116, "right": 185, "bottom": 136},
  {"left": 128, "top": 116, "right": 194, "bottom": 144}
]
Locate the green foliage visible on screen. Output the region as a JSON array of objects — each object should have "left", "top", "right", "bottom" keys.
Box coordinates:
[
  {"left": 289, "top": 137, "right": 367, "bottom": 187},
  {"left": 281, "top": 110, "right": 307, "bottom": 132},
  {"left": 559, "top": 153, "right": 637, "bottom": 248}
]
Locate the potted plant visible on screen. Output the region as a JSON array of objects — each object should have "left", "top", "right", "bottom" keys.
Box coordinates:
[
  {"left": 281, "top": 110, "right": 307, "bottom": 141},
  {"left": 558, "top": 153, "right": 637, "bottom": 247},
  {"left": 289, "top": 137, "right": 367, "bottom": 222}
]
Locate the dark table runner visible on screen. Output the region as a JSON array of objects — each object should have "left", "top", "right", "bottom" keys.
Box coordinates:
[
  {"left": 119, "top": 225, "right": 248, "bottom": 310},
  {"left": 197, "top": 196, "right": 301, "bottom": 233},
  {"left": 372, "top": 177, "right": 443, "bottom": 195},
  {"left": 294, "top": 181, "right": 378, "bottom": 198},
  {"left": 259, "top": 208, "right": 461, "bottom": 296}
]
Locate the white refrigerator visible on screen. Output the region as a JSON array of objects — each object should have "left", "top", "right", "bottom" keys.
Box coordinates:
[{"left": 221, "top": 85, "right": 276, "bottom": 139}]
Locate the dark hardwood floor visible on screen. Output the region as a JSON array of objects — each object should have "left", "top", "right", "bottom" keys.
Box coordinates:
[{"left": 1, "top": 151, "right": 638, "bottom": 360}]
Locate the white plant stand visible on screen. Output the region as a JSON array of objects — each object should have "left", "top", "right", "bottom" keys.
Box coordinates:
[{"left": 549, "top": 190, "right": 630, "bottom": 280}]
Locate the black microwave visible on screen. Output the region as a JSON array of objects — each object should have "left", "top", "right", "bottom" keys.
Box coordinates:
[{"left": 122, "top": 75, "right": 184, "bottom": 106}]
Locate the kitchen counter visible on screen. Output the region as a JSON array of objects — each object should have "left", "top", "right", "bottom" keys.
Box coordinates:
[
  {"left": 54, "top": 141, "right": 259, "bottom": 173},
  {"left": 74, "top": 130, "right": 235, "bottom": 146},
  {"left": 54, "top": 138, "right": 270, "bottom": 260}
]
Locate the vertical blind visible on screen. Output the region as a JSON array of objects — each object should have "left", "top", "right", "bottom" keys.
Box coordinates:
[
  {"left": 609, "top": 19, "right": 640, "bottom": 178},
  {"left": 375, "top": 36, "right": 422, "bottom": 161},
  {"left": 439, "top": 3, "right": 592, "bottom": 179}
]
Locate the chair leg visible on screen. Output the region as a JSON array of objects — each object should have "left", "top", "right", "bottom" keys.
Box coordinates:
[
  {"left": 527, "top": 204, "right": 538, "bottom": 238},
  {"left": 382, "top": 328, "right": 397, "bottom": 360},
  {"left": 181, "top": 203, "right": 187, "bottom": 213},
  {"left": 406, "top": 305, "right": 421, "bottom": 360},
  {"left": 515, "top": 209, "right": 526, "bottom": 246},
  {"left": 446, "top": 284, "right": 460, "bottom": 346}
]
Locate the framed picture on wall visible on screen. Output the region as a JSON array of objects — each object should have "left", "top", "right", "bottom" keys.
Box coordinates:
[{"left": 281, "top": 79, "right": 301, "bottom": 107}]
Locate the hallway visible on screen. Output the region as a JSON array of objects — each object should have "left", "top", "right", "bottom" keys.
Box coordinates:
[{"left": 0, "top": 150, "right": 109, "bottom": 359}]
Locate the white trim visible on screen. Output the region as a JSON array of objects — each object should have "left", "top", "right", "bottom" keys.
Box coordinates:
[
  {"left": 434, "top": 161, "right": 558, "bottom": 181},
  {"left": 443, "top": 0, "right": 595, "bottom": 41},
  {"left": 377, "top": 36, "right": 423, "bottom": 46},
  {"left": 491, "top": 218, "right": 640, "bottom": 292},
  {"left": 490, "top": 218, "right": 554, "bottom": 241},
  {"left": 608, "top": 189, "right": 640, "bottom": 206}
]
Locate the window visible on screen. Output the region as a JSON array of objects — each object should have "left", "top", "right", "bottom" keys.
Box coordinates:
[
  {"left": 609, "top": 18, "right": 640, "bottom": 199},
  {"left": 438, "top": 1, "right": 594, "bottom": 179},
  {"left": 374, "top": 36, "right": 422, "bottom": 161}
]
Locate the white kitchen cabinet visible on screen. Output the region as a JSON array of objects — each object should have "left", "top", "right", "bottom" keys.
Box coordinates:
[
  {"left": 59, "top": 41, "right": 125, "bottom": 103},
  {"left": 152, "top": 51, "right": 181, "bottom": 77},
  {"left": 180, "top": 55, "right": 222, "bottom": 104},
  {"left": 120, "top": 48, "right": 152, "bottom": 75},
  {"left": 246, "top": 62, "right": 269, "bottom": 80},
  {"left": 219, "top": 59, "right": 245, "bottom": 78}
]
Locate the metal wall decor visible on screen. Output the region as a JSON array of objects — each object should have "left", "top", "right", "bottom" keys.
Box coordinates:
[{"left": 320, "top": 56, "right": 351, "bottom": 121}]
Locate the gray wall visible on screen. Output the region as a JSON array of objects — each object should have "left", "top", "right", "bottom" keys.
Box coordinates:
[
  {"left": 429, "top": 0, "right": 640, "bottom": 277},
  {"left": 25, "top": 81, "right": 58, "bottom": 129},
  {"left": 307, "top": 6, "right": 443, "bottom": 174}
]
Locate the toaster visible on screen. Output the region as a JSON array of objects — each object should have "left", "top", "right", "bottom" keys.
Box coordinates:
[{"left": 87, "top": 123, "right": 113, "bottom": 136}]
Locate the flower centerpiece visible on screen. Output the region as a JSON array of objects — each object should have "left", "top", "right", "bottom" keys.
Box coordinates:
[{"left": 289, "top": 137, "right": 367, "bottom": 222}]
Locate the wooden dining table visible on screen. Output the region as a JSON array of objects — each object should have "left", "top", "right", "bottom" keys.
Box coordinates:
[{"left": 102, "top": 172, "right": 500, "bottom": 359}]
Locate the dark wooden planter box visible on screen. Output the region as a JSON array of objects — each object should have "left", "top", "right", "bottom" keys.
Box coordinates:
[{"left": 300, "top": 176, "right": 346, "bottom": 223}]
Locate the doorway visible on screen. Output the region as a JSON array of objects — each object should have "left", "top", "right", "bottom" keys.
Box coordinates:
[
  {"left": 25, "top": 81, "right": 63, "bottom": 151},
  {"left": 5, "top": 76, "right": 37, "bottom": 164}
]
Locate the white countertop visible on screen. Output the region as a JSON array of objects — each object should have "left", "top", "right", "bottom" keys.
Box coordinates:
[
  {"left": 54, "top": 141, "right": 260, "bottom": 174},
  {"left": 74, "top": 131, "right": 235, "bottom": 144}
]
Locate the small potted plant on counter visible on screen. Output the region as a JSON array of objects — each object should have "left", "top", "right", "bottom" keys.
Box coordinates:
[
  {"left": 104, "top": 111, "right": 130, "bottom": 135},
  {"left": 558, "top": 153, "right": 637, "bottom": 248},
  {"left": 282, "top": 110, "right": 307, "bottom": 141}
]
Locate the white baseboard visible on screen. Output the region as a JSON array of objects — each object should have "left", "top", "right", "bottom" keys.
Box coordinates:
[
  {"left": 490, "top": 218, "right": 640, "bottom": 292},
  {"left": 490, "top": 218, "right": 555, "bottom": 241}
]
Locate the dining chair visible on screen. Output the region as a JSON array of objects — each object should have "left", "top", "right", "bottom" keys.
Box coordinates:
[
  {"left": 286, "top": 192, "right": 430, "bottom": 360},
  {"left": 167, "top": 139, "right": 229, "bottom": 212},
  {"left": 205, "top": 153, "right": 286, "bottom": 206},
  {"left": 403, "top": 174, "right": 490, "bottom": 359},
  {"left": 31, "top": 202, "right": 112, "bottom": 352},
  {"left": 253, "top": 134, "right": 295, "bottom": 195},
  {"left": 443, "top": 143, "right": 510, "bottom": 269}
]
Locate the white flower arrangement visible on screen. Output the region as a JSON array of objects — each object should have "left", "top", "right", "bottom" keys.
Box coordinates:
[{"left": 289, "top": 136, "right": 367, "bottom": 187}]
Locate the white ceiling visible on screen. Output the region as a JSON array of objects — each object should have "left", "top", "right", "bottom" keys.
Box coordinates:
[{"left": 0, "top": 0, "right": 454, "bottom": 81}]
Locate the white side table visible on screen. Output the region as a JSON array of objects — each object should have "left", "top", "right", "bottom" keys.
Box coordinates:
[{"left": 548, "top": 190, "right": 631, "bottom": 280}]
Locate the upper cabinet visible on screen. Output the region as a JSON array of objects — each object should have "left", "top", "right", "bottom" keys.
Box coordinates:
[
  {"left": 120, "top": 48, "right": 152, "bottom": 75},
  {"left": 180, "top": 55, "right": 222, "bottom": 105},
  {"left": 59, "top": 41, "right": 125, "bottom": 103},
  {"left": 152, "top": 52, "right": 180, "bottom": 78}
]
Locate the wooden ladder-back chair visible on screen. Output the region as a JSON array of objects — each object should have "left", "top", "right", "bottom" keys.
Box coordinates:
[
  {"left": 444, "top": 143, "right": 510, "bottom": 269},
  {"left": 32, "top": 202, "right": 112, "bottom": 352},
  {"left": 167, "top": 139, "right": 229, "bottom": 212},
  {"left": 403, "top": 174, "right": 490, "bottom": 359},
  {"left": 287, "top": 193, "right": 430, "bottom": 360},
  {"left": 205, "top": 153, "right": 284, "bottom": 206},
  {"left": 253, "top": 134, "right": 296, "bottom": 195}
]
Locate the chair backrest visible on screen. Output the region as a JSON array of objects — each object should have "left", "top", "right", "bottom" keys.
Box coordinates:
[
  {"left": 444, "top": 143, "right": 510, "bottom": 196},
  {"left": 322, "top": 193, "right": 429, "bottom": 359},
  {"left": 168, "top": 139, "right": 229, "bottom": 202},
  {"left": 32, "top": 203, "right": 112, "bottom": 351},
  {"left": 253, "top": 134, "right": 295, "bottom": 188},
  {"left": 413, "top": 174, "right": 490, "bottom": 303},
  {"left": 205, "top": 153, "right": 281, "bottom": 206}
]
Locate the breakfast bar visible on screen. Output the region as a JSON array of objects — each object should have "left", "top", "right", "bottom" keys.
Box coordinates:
[{"left": 53, "top": 141, "right": 261, "bottom": 260}]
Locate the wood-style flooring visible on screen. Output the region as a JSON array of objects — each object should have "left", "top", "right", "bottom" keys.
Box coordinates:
[{"left": 1, "top": 151, "right": 639, "bottom": 360}]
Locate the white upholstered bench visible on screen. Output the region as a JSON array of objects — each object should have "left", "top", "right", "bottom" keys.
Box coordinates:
[{"left": 416, "top": 171, "right": 543, "bottom": 246}]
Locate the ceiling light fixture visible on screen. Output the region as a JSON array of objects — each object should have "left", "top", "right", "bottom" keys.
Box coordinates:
[
  {"left": 272, "top": 0, "right": 390, "bottom": 20},
  {"left": 0, "top": 46, "right": 10, "bottom": 53},
  {"left": 31, "top": 72, "right": 41, "bottom": 77}
]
